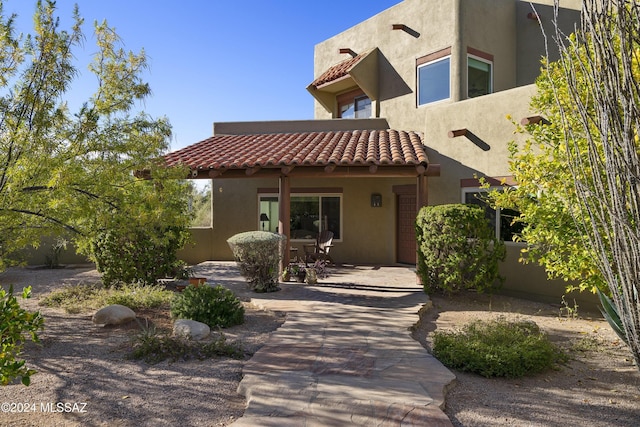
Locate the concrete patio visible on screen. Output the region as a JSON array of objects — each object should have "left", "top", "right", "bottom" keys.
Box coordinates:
[{"left": 192, "top": 261, "right": 455, "bottom": 427}]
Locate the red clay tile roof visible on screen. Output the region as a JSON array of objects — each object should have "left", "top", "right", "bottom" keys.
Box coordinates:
[
  {"left": 310, "top": 52, "right": 367, "bottom": 88},
  {"left": 164, "top": 129, "right": 427, "bottom": 171}
]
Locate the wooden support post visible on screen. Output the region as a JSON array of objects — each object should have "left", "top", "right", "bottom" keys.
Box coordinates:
[{"left": 279, "top": 175, "right": 291, "bottom": 273}]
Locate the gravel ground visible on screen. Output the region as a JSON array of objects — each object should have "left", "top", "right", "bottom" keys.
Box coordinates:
[
  {"left": 0, "top": 265, "right": 284, "bottom": 427},
  {"left": 2, "top": 266, "right": 640, "bottom": 426},
  {"left": 413, "top": 291, "right": 640, "bottom": 427}
]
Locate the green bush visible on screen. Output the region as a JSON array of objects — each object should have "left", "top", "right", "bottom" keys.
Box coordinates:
[
  {"left": 90, "top": 225, "right": 190, "bottom": 287},
  {"left": 432, "top": 317, "right": 567, "bottom": 378},
  {"left": 170, "top": 284, "right": 244, "bottom": 328},
  {"left": 416, "top": 204, "right": 506, "bottom": 294},
  {"left": 227, "top": 231, "right": 285, "bottom": 292},
  {"left": 39, "top": 284, "right": 101, "bottom": 313},
  {"left": 40, "top": 283, "right": 174, "bottom": 313},
  {"left": 1, "top": 286, "right": 44, "bottom": 386}
]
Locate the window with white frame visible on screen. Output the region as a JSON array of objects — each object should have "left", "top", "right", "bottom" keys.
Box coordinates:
[
  {"left": 462, "top": 188, "right": 523, "bottom": 242},
  {"left": 467, "top": 55, "right": 492, "bottom": 98},
  {"left": 417, "top": 56, "right": 450, "bottom": 105},
  {"left": 258, "top": 194, "right": 342, "bottom": 240}
]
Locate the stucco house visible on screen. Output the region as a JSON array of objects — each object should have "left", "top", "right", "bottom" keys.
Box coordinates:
[{"left": 167, "top": 0, "right": 589, "bottom": 304}]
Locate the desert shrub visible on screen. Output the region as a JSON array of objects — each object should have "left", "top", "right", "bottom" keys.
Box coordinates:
[
  {"left": 227, "top": 231, "right": 285, "bottom": 292},
  {"left": 129, "top": 323, "right": 243, "bottom": 364},
  {"left": 89, "top": 225, "right": 190, "bottom": 287},
  {"left": 40, "top": 283, "right": 174, "bottom": 313},
  {"left": 39, "top": 284, "right": 102, "bottom": 313},
  {"left": 170, "top": 284, "right": 244, "bottom": 328},
  {"left": 103, "top": 283, "right": 174, "bottom": 309},
  {"left": 432, "top": 317, "right": 567, "bottom": 378},
  {"left": 416, "top": 204, "right": 506, "bottom": 294},
  {"left": 1, "top": 286, "right": 44, "bottom": 386}
]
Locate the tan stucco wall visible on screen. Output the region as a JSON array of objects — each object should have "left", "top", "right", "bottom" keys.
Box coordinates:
[
  {"left": 312, "top": 0, "right": 580, "bottom": 125},
  {"left": 197, "top": 175, "right": 416, "bottom": 265},
  {"left": 177, "top": 227, "right": 215, "bottom": 265},
  {"left": 421, "top": 85, "right": 537, "bottom": 204},
  {"left": 21, "top": 235, "right": 90, "bottom": 266},
  {"left": 515, "top": 0, "right": 582, "bottom": 85}
]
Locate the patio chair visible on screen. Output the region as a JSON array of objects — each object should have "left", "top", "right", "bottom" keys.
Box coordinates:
[{"left": 303, "top": 230, "right": 334, "bottom": 266}]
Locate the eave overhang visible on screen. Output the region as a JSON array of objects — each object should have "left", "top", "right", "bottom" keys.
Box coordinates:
[{"left": 306, "top": 48, "right": 380, "bottom": 114}]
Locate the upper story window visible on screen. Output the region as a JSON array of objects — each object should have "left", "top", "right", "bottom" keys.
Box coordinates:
[
  {"left": 417, "top": 47, "right": 451, "bottom": 106},
  {"left": 337, "top": 89, "right": 371, "bottom": 119},
  {"left": 468, "top": 56, "right": 493, "bottom": 98}
]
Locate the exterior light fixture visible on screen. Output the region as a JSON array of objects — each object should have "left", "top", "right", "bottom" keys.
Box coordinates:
[
  {"left": 371, "top": 193, "right": 382, "bottom": 207},
  {"left": 260, "top": 213, "right": 269, "bottom": 230}
]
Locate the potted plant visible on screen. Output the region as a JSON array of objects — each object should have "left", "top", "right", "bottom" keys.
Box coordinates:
[
  {"left": 281, "top": 266, "right": 291, "bottom": 282},
  {"left": 305, "top": 267, "right": 317, "bottom": 284},
  {"left": 188, "top": 276, "right": 207, "bottom": 287},
  {"left": 289, "top": 264, "right": 306, "bottom": 283}
]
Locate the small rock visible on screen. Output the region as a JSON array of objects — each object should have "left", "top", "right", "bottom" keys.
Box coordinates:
[
  {"left": 173, "top": 319, "right": 210, "bottom": 340},
  {"left": 92, "top": 304, "right": 136, "bottom": 325}
]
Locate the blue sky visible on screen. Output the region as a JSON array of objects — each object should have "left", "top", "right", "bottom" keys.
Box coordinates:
[{"left": 6, "top": 1, "right": 401, "bottom": 152}]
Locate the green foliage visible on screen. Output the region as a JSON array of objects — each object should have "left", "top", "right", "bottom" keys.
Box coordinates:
[
  {"left": 129, "top": 322, "right": 243, "bottom": 364},
  {"left": 170, "top": 285, "right": 245, "bottom": 328},
  {"left": 432, "top": 317, "right": 567, "bottom": 378},
  {"left": 416, "top": 204, "right": 505, "bottom": 294},
  {"left": 103, "top": 283, "right": 174, "bottom": 310},
  {"left": 88, "top": 223, "right": 190, "bottom": 287},
  {"left": 487, "top": 33, "right": 622, "bottom": 294},
  {"left": 40, "top": 283, "right": 174, "bottom": 314},
  {"left": 39, "top": 284, "right": 101, "bottom": 313},
  {"left": 597, "top": 288, "right": 627, "bottom": 344},
  {"left": 1, "top": 286, "right": 44, "bottom": 386},
  {"left": 227, "top": 231, "right": 286, "bottom": 293},
  {"left": 0, "top": 1, "right": 191, "bottom": 273},
  {"left": 488, "top": 121, "right": 606, "bottom": 294}
]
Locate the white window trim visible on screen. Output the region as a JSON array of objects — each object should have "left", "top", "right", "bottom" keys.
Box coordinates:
[
  {"left": 467, "top": 54, "right": 493, "bottom": 98},
  {"left": 417, "top": 55, "right": 451, "bottom": 107},
  {"left": 257, "top": 193, "right": 343, "bottom": 242},
  {"left": 461, "top": 186, "right": 523, "bottom": 246}
]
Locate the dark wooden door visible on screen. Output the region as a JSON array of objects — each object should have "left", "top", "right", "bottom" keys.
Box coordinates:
[{"left": 397, "top": 194, "right": 417, "bottom": 264}]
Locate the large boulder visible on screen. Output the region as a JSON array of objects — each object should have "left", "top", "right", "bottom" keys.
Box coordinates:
[
  {"left": 173, "top": 319, "right": 211, "bottom": 341},
  {"left": 92, "top": 304, "right": 136, "bottom": 325}
]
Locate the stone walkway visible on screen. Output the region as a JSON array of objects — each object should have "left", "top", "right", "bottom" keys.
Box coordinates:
[{"left": 193, "top": 262, "right": 455, "bottom": 427}]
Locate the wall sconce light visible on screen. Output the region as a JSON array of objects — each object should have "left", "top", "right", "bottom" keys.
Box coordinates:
[
  {"left": 371, "top": 193, "right": 382, "bottom": 207},
  {"left": 260, "top": 213, "right": 269, "bottom": 230}
]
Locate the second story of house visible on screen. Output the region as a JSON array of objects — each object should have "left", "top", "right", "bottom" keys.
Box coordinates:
[{"left": 307, "top": 0, "right": 581, "bottom": 132}]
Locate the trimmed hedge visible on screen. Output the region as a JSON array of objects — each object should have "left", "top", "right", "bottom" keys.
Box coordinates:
[
  {"left": 227, "top": 231, "right": 286, "bottom": 292},
  {"left": 416, "top": 204, "right": 505, "bottom": 294}
]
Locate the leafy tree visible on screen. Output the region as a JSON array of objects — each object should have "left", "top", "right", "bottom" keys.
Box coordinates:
[
  {"left": 1, "top": 285, "right": 44, "bottom": 386},
  {"left": 491, "top": 0, "right": 640, "bottom": 368},
  {"left": 0, "top": 1, "right": 191, "bottom": 271}
]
